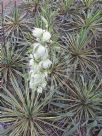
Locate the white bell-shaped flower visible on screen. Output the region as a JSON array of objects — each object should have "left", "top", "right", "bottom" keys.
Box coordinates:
[
  {"left": 31, "top": 73, "right": 46, "bottom": 85},
  {"left": 29, "top": 80, "right": 33, "bottom": 89},
  {"left": 32, "top": 28, "right": 44, "bottom": 38},
  {"left": 29, "top": 54, "right": 34, "bottom": 59},
  {"left": 30, "top": 27, "right": 52, "bottom": 93},
  {"left": 31, "top": 74, "right": 41, "bottom": 85},
  {"left": 36, "top": 46, "right": 46, "bottom": 56},
  {"left": 42, "top": 31, "right": 51, "bottom": 43},
  {"left": 29, "top": 58, "right": 39, "bottom": 73},
  {"left": 41, "top": 81, "right": 47, "bottom": 88},
  {"left": 40, "top": 59, "right": 52, "bottom": 69},
  {"left": 29, "top": 59, "right": 34, "bottom": 66},
  {"left": 37, "top": 87, "right": 43, "bottom": 93},
  {"left": 29, "top": 79, "right": 36, "bottom": 89},
  {"left": 29, "top": 63, "right": 39, "bottom": 74},
  {"left": 33, "top": 42, "right": 41, "bottom": 50},
  {"left": 33, "top": 44, "right": 48, "bottom": 60}
]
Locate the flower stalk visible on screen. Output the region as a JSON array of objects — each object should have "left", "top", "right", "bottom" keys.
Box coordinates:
[{"left": 29, "top": 27, "right": 52, "bottom": 93}]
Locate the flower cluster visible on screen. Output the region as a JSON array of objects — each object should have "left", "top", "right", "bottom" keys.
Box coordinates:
[{"left": 29, "top": 28, "right": 52, "bottom": 93}]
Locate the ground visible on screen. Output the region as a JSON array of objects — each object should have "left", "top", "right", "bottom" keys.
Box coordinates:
[{"left": 0, "top": 0, "right": 21, "bottom": 13}]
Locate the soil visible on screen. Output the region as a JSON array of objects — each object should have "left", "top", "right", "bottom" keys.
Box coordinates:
[{"left": 0, "top": 0, "right": 22, "bottom": 14}]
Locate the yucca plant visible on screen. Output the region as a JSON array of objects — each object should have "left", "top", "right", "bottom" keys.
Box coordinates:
[
  {"left": 53, "top": 75, "right": 102, "bottom": 123},
  {"left": 62, "top": 29, "right": 99, "bottom": 75},
  {"left": 49, "top": 48, "right": 73, "bottom": 89},
  {"left": 73, "top": 9, "right": 102, "bottom": 39},
  {"left": 81, "top": 0, "right": 95, "bottom": 8},
  {"left": 0, "top": 42, "right": 27, "bottom": 82},
  {"left": 81, "top": 0, "right": 102, "bottom": 8},
  {"left": 0, "top": 74, "right": 63, "bottom": 136},
  {"left": 59, "top": 0, "right": 74, "bottom": 13},
  {"left": 3, "top": 2, "right": 33, "bottom": 39}
]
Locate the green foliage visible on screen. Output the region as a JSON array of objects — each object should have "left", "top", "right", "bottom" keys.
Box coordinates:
[
  {"left": 4, "top": 5, "right": 32, "bottom": 39},
  {"left": 62, "top": 122, "right": 79, "bottom": 136},
  {"left": 62, "top": 29, "right": 99, "bottom": 75},
  {"left": 23, "top": 0, "right": 39, "bottom": 4},
  {"left": 66, "top": 76, "right": 102, "bottom": 121},
  {"left": 0, "top": 75, "right": 62, "bottom": 136},
  {"left": 34, "top": 0, "right": 58, "bottom": 32},
  {"left": 52, "top": 76, "right": 102, "bottom": 135},
  {"left": 81, "top": 0, "right": 102, "bottom": 8},
  {"left": 73, "top": 9, "right": 102, "bottom": 39},
  {"left": 0, "top": 0, "right": 102, "bottom": 135},
  {"left": 0, "top": 42, "right": 27, "bottom": 82},
  {"left": 50, "top": 51, "right": 72, "bottom": 89},
  {"left": 59, "top": 0, "right": 74, "bottom": 13}
]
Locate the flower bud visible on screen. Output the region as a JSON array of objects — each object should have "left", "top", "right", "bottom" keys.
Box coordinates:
[
  {"left": 42, "top": 31, "right": 51, "bottom": 43},
  {"left": 40, "top": 59, "right": 52, "bottom": 69},
  {"left": 29, "top": 63, "right": 39, "bottom": 74},
  {"left": 32, "top": 28, "right": 43, "bottom": 38},
  {"left": 33, "top": 44, "right": 48, "bottom": 60},
  {"left": 33, "top": 43, "right": 41, "bottom": 50}
]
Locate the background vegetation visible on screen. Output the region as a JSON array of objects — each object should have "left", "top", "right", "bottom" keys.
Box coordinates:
[{"left": 0, "top": 0, "right": 102, "bottom": 135}]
